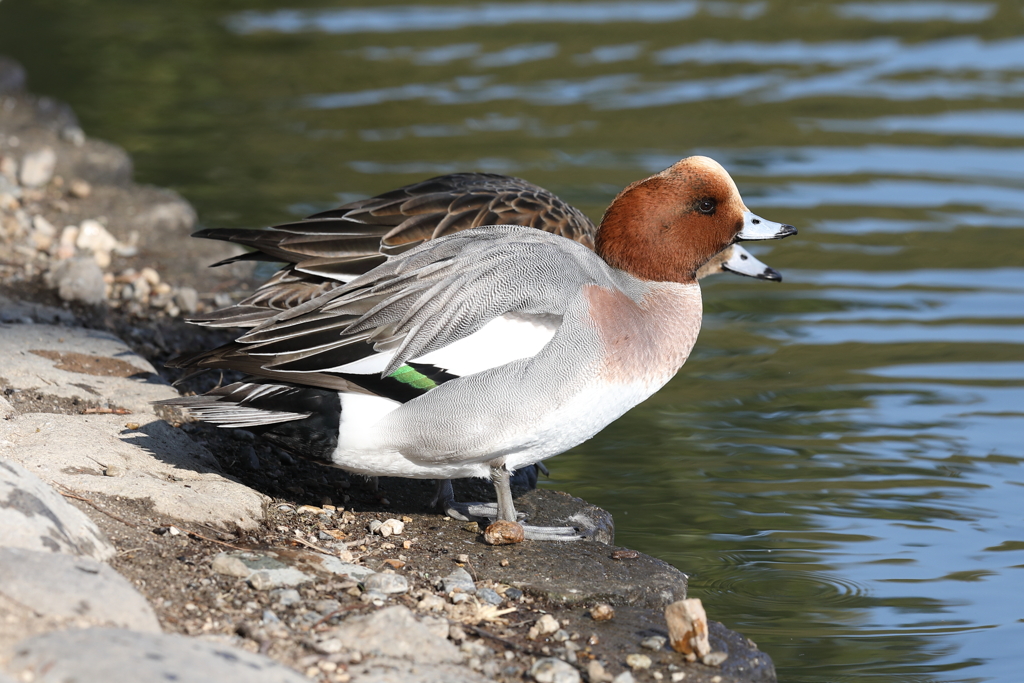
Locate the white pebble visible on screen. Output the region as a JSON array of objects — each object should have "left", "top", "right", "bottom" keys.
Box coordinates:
[
  {"left": 32, "top": 214, "right": 56, "bottom": 237},
  {"left": 530, "top": 657, "right": 581, "bottom": 683},
  {"left": 626, "top": 653, "right": 652, "bottom": 670},
  {"left": 19, "top": 147, "right": 56, "bottom": 187},
  {"left": 535, "top": 613, "right": 560, "bottom": 635},
  {"left": 378, "top": 518, "right": 404, "bottom": 537}
]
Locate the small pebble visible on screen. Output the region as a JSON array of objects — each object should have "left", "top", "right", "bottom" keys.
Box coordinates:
[
  {"left": 48, "top": 256, "right": 105, "bottom": 304},
  {"left": 670, "top": 673, "right": 686, "bottom": 682},
  {"left": 702, "top": 651, "right": 728, "bottom": 667},
  {"left": 529, "top": 657, "right": 581, "bottom": 683},
  {"left": 416, "top": 593, "right": 446, "bottom": 612},
  {"left": 68, "top": 178, "right": 92, "bottom": 198},
  {"left": 0, "top": 155, "right": 17, "bottom": 180},
  {"left": 535, "top": 614, "right": 560, "bottom": 635},
  {"left": 483, "top": 520, "right": 525, "bottom": 545},
  {"left": 476, "top": 587, "right": 503, "bottom": 605},
  {"left": 140, "top": 266, "right": 160, "bottom": 286},
  {"left": 315, "top": 599, "right": 341, "bottom": 615},
  {"left": 586, "top": 660, "right": 613, "bottom": 683},
  {"left": 612, "top": 672, "right": 635, "bottom": 683},
  {"left": 641, "top": 635, "right": 667, "bottom": 651},
  {"left": 462, "top": 521, "right": 480, "bottom": 533},
  {"left": 378, "top": 518, "right": 404, "bottom": 536},
  {"left": 270, "top": 589, "right": 301, "bottom": 606},
  {"left": 103, "top": 464, "right": 125, "bottom": 477},
  {"left": 590, "top": 603, "right": 615, "bottom": 621},
  {"left": 32, "top": 214, "right": 56, "bottom": 237},
  {"left": 442, "top": 567, "right": 476, "bottom": 595},
  {"left": 611, "top": 549, "right": 640, "bottom": 560},
  {"left": 19, "top": 147, "right": 56, "bottom": 187},
  {"left": 363, "top": 572, "right": 409, "bottom": 595},
  {"left": 211, "top": 554, "right": 251, "bottom": 578},
  {"left": 361, "top": 590, "right": 387, "bottom": 605},
  {"left": 626, "top": 653, "right": 652, "bottom": 670},
  {"left": 75, "top": 218, "right": 118, "bottom": 268},
  {"left": 174, "top": 286, "right": 199, "bottom": 314}
]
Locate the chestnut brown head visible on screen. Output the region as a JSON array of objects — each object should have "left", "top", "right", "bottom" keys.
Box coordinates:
[{"left": 595, "top": 156, "right": 795, "bottom": 283}]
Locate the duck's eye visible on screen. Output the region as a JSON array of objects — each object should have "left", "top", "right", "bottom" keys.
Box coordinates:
[{"left": 696, "top": 198, "right": 716, "bottom": 215}]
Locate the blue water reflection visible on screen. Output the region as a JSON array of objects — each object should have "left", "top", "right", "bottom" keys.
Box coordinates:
[
  {"left": 834, "top": 2, "right": 996, "bottom": 23},
  {"left": 227, "top": 1, "right": 765, "bottom": 35},
  {"left": 814, "top": 110, "right": 1024, "bottom": 138}
]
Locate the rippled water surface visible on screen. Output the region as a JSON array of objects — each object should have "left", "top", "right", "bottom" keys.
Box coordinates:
[{"left": 4, "top": 1, "right": 1023, "bottom": 680}]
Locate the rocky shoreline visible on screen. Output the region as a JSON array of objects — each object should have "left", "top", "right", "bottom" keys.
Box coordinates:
[{"left": 0, "top": 57, "right": 775, "bottom": 683}]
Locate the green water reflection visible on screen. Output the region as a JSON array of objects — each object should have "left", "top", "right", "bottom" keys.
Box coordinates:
[{"left": 4, "top": 1, "right": 1024, "bottom": 680}]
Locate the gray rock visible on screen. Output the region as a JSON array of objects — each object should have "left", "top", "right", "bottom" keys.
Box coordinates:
[
  {"left": 18, "top": 146, "right": 56, "bottom": 187},
  {"left": 298, "top": 553, "right": 375, "bottom": 582},
  {"left": 173, "top": 286, "right": 199, "bottom": 315},
  {"left": 0, "top": 323, "right": 172, "bottom": 414},
  {"left": 47, "top": 256, "right": 106, "bottom": 305},
  {"left": 346, "top": 658, "right": 491, "bottom": 683},
  {"left": 0, "top": 547, "right": 159, "bottom": 631},
  {"left": 442, "top": 567, "right": 476, "bottom": 595},
  {"left": 325, "top": 605, "right": 460, "bottom": 665},
  {"left": 530, "top": 657, "right": 581, "bottom": 683},
  {"left": 315, "top": 599, "right": 341, "bottom": 614},
  {"left": 0, "top": 458, "right": 115, "bottom": 560},
  {"left": 0, "top": 324, "right": 268, "bottom": 530},
  {"left": 5, "top": 627, "right": 309, "bottom": 683},
  {"left": 0, "top": 293, "right": 78, "bottom": 325},
  {"left": 210, "top": 551, "right": 314, "bottom": 589},
  {"left": 270, "top": 589, "right": 302, "bottom": 606},
  {"left": 476, "top": 587, "right": 503, "bottom": 605},
  {"left": 0, "top": 412, "right": 267, "bottom": 531},
  {"left": 363, "top": 572, "right": 409, "bottom": 595},
  {"left": 640, "top": 635, "right": 666, "bottom": 651}
]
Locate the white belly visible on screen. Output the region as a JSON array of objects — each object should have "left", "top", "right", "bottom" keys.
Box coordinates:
[{"left": 327, "top": 374, "right": 667, "bottom": 480}]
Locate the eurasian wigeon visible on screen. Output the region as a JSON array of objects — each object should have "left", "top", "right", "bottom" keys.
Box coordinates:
[
  {"left": 189, "top": 171, "right": 781, "bottom": 330},
  {"left": 161, "top": 156, "right": 795, "bottom": 540}
]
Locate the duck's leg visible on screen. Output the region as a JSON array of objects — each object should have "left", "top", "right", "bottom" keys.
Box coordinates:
[
  {"left": 489, "top": 462, "right": 586, "bottom": 541},
  {"left": 430, "top": 479, "right": 510, "bottom": 521}
]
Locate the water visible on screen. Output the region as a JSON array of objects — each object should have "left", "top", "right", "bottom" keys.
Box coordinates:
[{"left": 3, "top": 1, "right": 1023, "bottom": 680}]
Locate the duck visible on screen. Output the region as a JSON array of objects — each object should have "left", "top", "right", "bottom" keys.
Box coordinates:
[
  {"left": 161, "top": 157, "right": 796, "bottom": 540},
  {"left": 187, "top": 171, "right": 782, "bottom": 330}
]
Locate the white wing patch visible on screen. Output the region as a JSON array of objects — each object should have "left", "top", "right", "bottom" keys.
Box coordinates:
[{"left": 327, "top": 314, "right": 558, "bottom": 378}]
